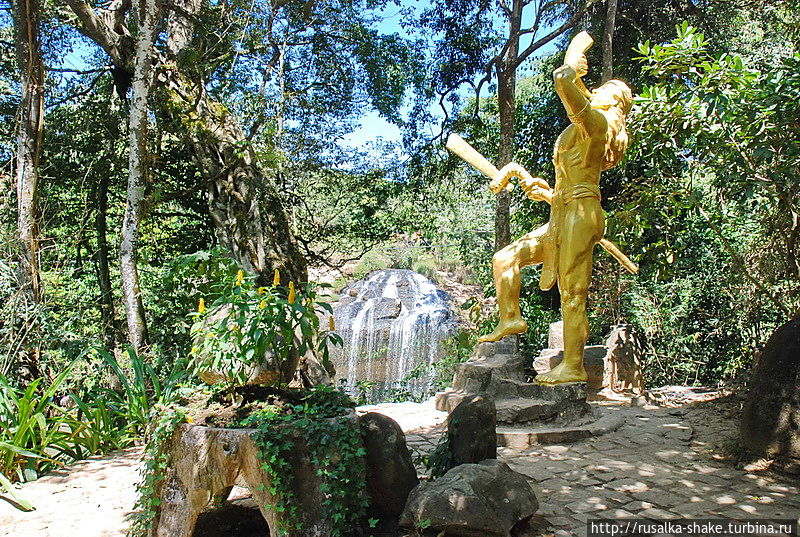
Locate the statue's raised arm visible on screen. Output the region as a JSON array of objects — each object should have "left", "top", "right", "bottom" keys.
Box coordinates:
[{"left": 553, "top": 32, "right": 607, "bottom": 140}]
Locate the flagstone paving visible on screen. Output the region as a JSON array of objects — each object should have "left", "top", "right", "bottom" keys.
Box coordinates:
[{"left": 369, "top": 392, "right": 800, "bottom": 537}]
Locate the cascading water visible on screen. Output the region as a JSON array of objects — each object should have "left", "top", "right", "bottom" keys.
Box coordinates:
[{"left": 332, "top": 269, "right": 458, "bottom": 401}]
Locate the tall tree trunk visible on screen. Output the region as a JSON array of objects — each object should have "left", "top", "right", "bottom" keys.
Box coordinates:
[
  {"left": 162, "top": 0, "right": 307, "bottom": 285},
  {"left": 95, "top": 167, "right": 117, "bottom": 347},
  {"left": 494, "top": 0, "right": 522, "bottom": 252},
  {"left": 11, "top": 0, "right": 44, "bottom": 304},
  {"left": 121, "top": 0, "right": 159, "bottom": 353},
  {"left": 601, "top": 0, "right": 618, "bottom": 83},
  {"left": 161, "top": 74, "right": 307, "bottom": 285}
]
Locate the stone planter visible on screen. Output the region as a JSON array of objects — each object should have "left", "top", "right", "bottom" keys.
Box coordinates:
[{"left": 147, "top": 411, "right": 362, "bottom": 537}]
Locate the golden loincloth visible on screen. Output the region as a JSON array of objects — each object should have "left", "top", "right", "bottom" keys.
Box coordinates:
[{"left": 539, "top": 183, "right": 601, "bottom": 291}]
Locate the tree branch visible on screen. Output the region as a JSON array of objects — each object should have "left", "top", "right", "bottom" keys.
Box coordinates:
[
  {"left": 64, "top": 0, "right": 133, "bottom": 69},
  {"left": 514, "top": 0, "right": 597, "bottom": 68},
  {"left": 46, "top": 72, "right": 105, "bottom": 107}
]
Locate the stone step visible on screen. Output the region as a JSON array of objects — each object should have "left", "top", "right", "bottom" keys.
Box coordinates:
[
  {"left": 497, "top": 412, "right": 624, "bottom": 448},
  {"left": 436, "top": 382, "right": 590, "bottom": 424},
  {"left": 435, "top": 388, "right": 467, "bottom": 413},
  {"left": 451, "top": 354, "right": 525, "bottom": 393},
  {"left": 495, "top": 397, "right": 558, "bottom": 424},
  {"left": 488, "top": 378, "right": 587, "bottom": 401}
]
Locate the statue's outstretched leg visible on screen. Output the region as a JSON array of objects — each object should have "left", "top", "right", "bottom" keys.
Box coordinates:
[{"left": 479, "top": 226, "right": 547, "bottom": 343}]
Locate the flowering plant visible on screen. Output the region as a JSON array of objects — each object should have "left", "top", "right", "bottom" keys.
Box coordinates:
[{"left": 190, "top": 269, "right": 341, "bottom": 388}]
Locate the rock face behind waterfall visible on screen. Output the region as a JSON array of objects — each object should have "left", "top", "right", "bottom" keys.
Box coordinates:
[{"left": 332, "top": 269, "right": 458, "bottom": 399}]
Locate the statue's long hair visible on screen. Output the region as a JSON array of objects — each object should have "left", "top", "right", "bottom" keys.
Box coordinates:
[{"left": 597, "top": 80, "right": 633, "bottom": 171}]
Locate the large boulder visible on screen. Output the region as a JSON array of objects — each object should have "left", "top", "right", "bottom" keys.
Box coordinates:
[
  {"left": 359, "top": 412, "right": 419, "bottom": 518},
  {"left": 430, "top": 394, "right": 497, "bottom": 477},
  {"left": 399, "top": 459, "right": 538, "bottom": 537},
  {"left": 741, "top": 319, "right": 800, "bottom": 471},
  {"left": 448, "top": 394, "right": 497, "bottom": 467}
]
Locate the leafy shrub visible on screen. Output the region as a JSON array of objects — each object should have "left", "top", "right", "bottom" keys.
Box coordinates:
[
  {"left": 146, "top": 248, "right": 244, "bottom": 364},
  {"left": 0, "top": 365, "right": 80, "bottom": 483},
  {"left": 190, "top": 269, "right": 342, "bottom": 390},
  {"left": 0, "top": 347, "right": 186, "bottom": 510},
  {"left": 77, "top": 348, "right": 187, "bottom": 442}
]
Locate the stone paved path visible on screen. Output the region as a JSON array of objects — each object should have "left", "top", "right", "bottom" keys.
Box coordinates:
[{"left": 365, "top": 393, "right": 800, "bottom": 537}]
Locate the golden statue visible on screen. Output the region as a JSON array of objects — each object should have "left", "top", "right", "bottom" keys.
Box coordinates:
[{"left": 447, "top": 32, "right": 637, "bottom": 385}]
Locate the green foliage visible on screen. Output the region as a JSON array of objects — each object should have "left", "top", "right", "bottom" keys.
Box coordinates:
[
  {"left": 0, "top": 471, "right": 33, "bottom": 511},
  {"left": 0, "top": 364, "right": 79, "bottom": 483},
  {"left": 90, "top": 348, "right": 187, "bottom": 438},
  {"left": 426, "top": 433, "right": 454, "bottom": 480},
  {"left": 0, "top": 346, "right": 187, "bottom": 515},
  {"left": 611, "top": 23, "right": 800, "bottom": 383},
  {"left": 190, "top": 267, "right": 341, "bottom": 389},
  {"left": 632, "top": 23, "right": 800, "bottom": 317},
  {"left": 237, "top": 386, "right": 368, "bottom": 536},
  {"left": 147, "top": 248, "right": 244, "bottom": 359}
]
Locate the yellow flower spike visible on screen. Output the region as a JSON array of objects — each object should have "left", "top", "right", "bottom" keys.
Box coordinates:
[
  {"left": 273, "top": 268, "right": 281, "bottom": 286},
  {"left": 329, "top": 316, "right": 335, "bottom": 332},
  {"left": 198, "top": 298, "right": 205, "bottom": 314},
  {"left": 236, "top": 269, "right": 244, "bottom": 286},
  {"left": 259, "top": 299, "right": 266, "bottom": 309},
  {"left": 288, "top": 281, "right": 295, "bottom": 304},
  {"left": 257, "top": 286, "right": 266, "bottom": 295}
]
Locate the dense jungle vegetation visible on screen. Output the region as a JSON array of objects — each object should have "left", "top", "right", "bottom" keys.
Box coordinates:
[{"left": 0, "top": 0, "right": 798, "bottom": 495}]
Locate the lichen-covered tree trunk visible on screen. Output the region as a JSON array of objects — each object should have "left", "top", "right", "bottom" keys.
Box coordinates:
[
  {"left": 161, "top": 77, "right": 307, "bottom": 285},
  {"left": 121, "top": 0, "right": 160, "bottom": 352},
  {"left": 162, "top": 0, "right": 307, "bottom": 285},
  {"left": 11, "top": 0, "right": 44, "bottom": 304},
  {"left": 66, "top": 0, "right": 307, "bottom": 288},
  {"left": 176, "top": 88, "right": 308, "bottom": 284}
]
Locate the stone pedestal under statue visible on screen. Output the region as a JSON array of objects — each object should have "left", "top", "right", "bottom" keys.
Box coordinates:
[
  {"left": 435, "top": 337, "right": 590, "bottom": 425},
  {"left": 532, "top": 322, "right": 645, "bottom": 395},
  {"left": 435, "top": 335, "right": 626, "bottom": 447}
]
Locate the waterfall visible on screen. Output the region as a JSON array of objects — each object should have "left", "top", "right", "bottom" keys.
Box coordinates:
[{"left": 332, "top": 269, "right": 458, "bottom": 401}]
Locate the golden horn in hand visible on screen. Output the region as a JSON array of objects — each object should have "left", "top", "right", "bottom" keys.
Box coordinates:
[{"left": 446, "top": 134, "right": 513, "bottom": 192}]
